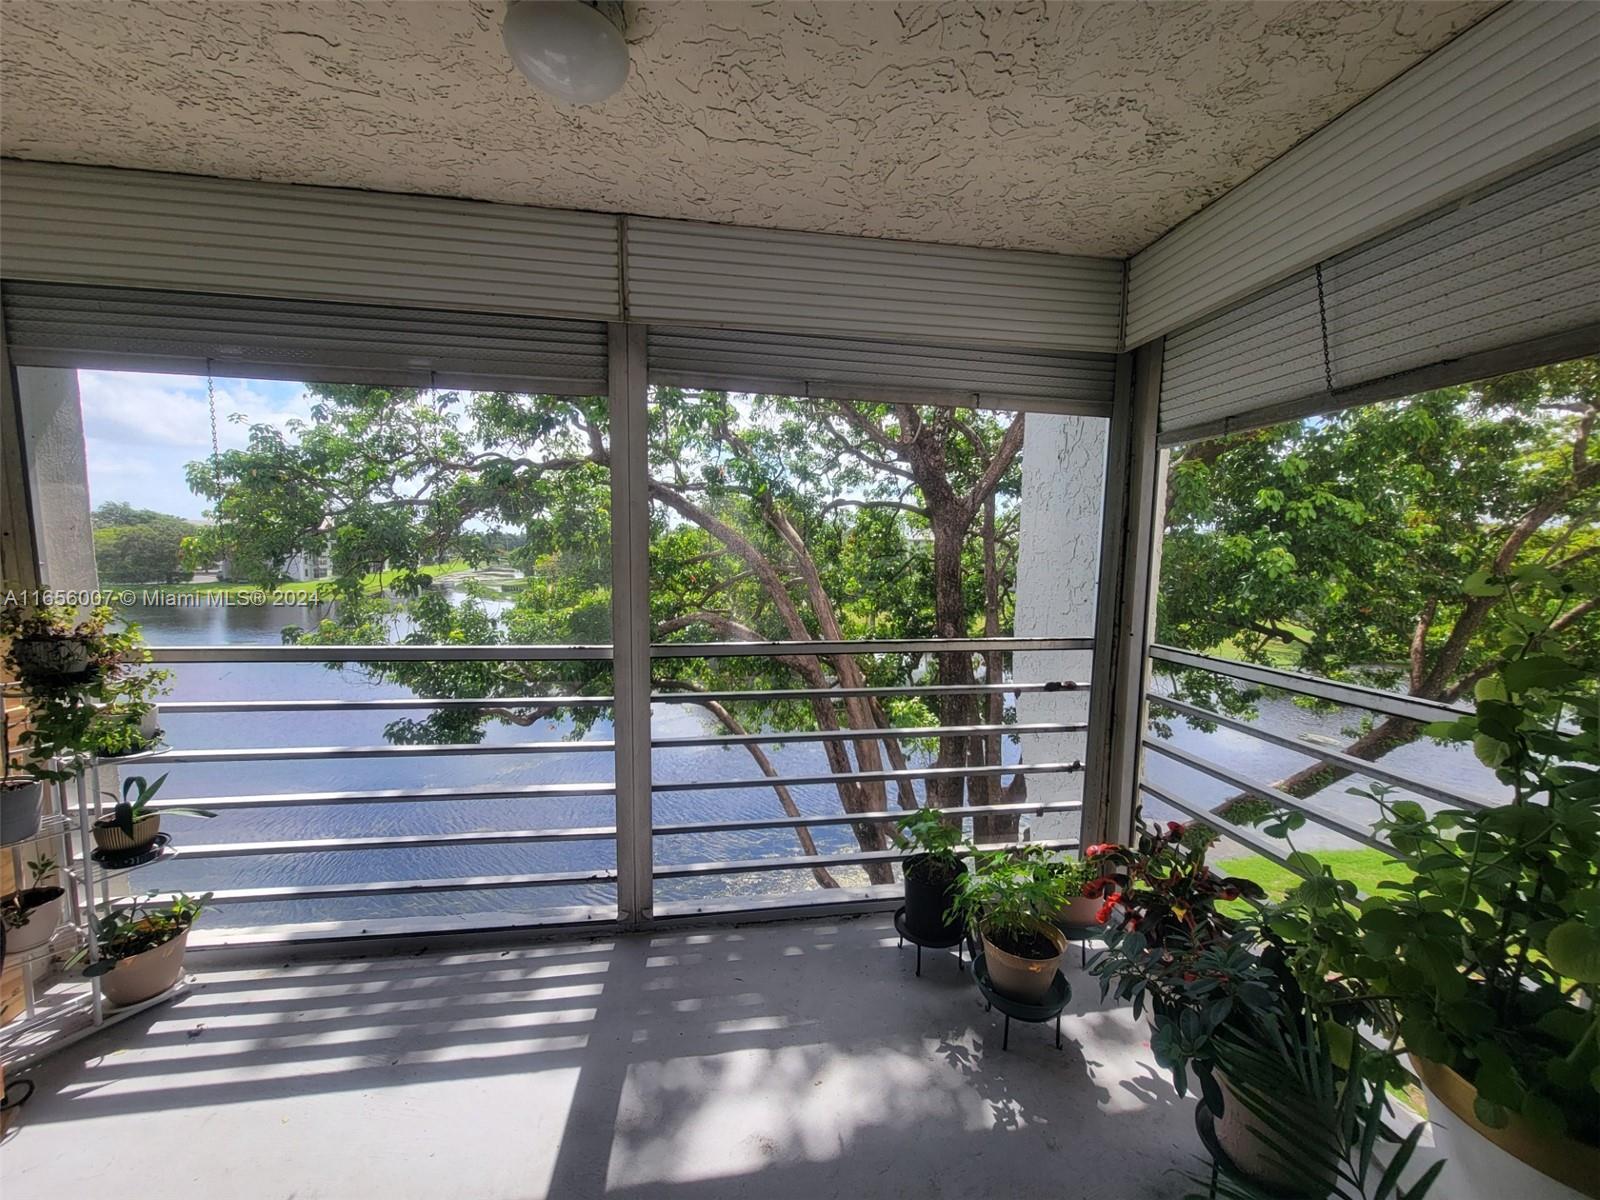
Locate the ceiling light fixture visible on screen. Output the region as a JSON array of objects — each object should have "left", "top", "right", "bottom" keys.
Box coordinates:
[{"left": 502, "top": 1, "right": 629, "bottom": 106}]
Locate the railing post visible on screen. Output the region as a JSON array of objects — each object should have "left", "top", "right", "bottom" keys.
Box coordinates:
[
  {"left": 609, "top": 322, "right": 653, "bottom": 928},
  {"left": 1083, "top": 339, "right": 1165, "bottom": 848}
]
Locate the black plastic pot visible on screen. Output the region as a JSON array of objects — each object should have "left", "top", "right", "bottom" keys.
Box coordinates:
[{"left": 903, "top": 854, "right": 966, "bottom": 942}]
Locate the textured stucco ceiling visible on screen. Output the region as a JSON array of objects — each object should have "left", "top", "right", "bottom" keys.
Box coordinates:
[{"left": 0, "top": 0, "right": 1494, "bottom": 257}]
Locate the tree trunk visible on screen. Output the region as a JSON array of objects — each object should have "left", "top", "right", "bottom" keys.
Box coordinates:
[{"left": 1210, "top": 714, "right": 1421, "bottom": 822}]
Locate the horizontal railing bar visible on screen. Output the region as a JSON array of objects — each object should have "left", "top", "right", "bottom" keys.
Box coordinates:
[
  {"left": 143, "top": 639, "right": 1091, "bottom": 665},
  {"left": 653, "top": 721, "right": 1086, "bottom": 749},
  {"left": 653, "top": 680, "right": 1088, "bottom": 704},
  {"left": 154, "top": 683, "right": 1086, "bottom": 715},
  {"left": 1139, "top": 780, "right": 1298, "bottom": 873},
  {"left": 651, "top": 887, "right": 903, "bottom": 923},
  {"left": 1143, "top": 738, "right": 1397, "bottom": 855},
  {"left": 652, "top": 839, "right": 1079, "bottom": 879},
  {"left": 653, "top": 759, "right": 1083, "bottom": 793},
  {"left": 654, "top": 800, "right": 1084, "bottom": 836},
  {"left": 1149, "top": 646, "right": 1471, "bottom": 723},
  {"left": 159, "top": 695, "right": 614, "bottom": 714},
  {"left": 652, "top": 637, "right": 1094, "bottom": 659},
  {"left": 148, "top": 781, "right": 616, "bottom": 811},
  {"left": 188, "top": 904, "right": 620, "bottom": 950},
  {"left": 1148, "top": 693, "right": 1493, "bottom": 809},
  {"left": 117, "top": 867, "right": 619, "bottom": 905},
  {"left": 116, "top": 739, "right": 614, "bottom": 765},
  {"left": 175, "top": 826, "right": 618, "bottom": 858},
  {"left": 146, "top": 644, "right": 613, "bottom": 663}
]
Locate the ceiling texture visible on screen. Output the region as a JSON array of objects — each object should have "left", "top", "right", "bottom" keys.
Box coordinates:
[{"left": 0, "top": 0, "right": 1494, "bottom": 257}]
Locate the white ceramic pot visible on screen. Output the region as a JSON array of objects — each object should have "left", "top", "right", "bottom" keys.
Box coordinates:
[
  {"left": 1212, "top": 1069, "right": 1338, "bottom": 1197},
  {"left": 1416, "top": 1058, "right": 1597, "bottom": 1200},
  {"left": 0, "top": 781, "right": 44, "bottom": 845},
  {"left": 5, "top": 890, "right": 64, "bottom": 954},
  {"left": 101, "top": 928, "right": 190, "bottom": 1007}
]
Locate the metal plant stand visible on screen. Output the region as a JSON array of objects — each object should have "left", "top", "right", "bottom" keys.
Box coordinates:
[
  {"left": 893, "top": 906, "right": 965, "bottom": 976},
  {"left": 972, "top": 953, "right": 1071, "bottom": 1050}
]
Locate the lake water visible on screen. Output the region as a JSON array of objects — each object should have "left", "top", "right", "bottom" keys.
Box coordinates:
[{"left": 120, "top": 602, "right": 1503, "bottom": 930}]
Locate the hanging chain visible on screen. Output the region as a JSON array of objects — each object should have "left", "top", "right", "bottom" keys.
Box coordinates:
[
  {"left": 1314, "top": 262, "right": 1335, "bottom": 396},
  {"left": 206, "top": 366, "right": 223, "bottom": 498}
]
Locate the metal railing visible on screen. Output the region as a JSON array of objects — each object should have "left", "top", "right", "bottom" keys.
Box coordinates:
[
  {"left": 95, "top": 637, "right": 1095, "bottom": 941},
  {"left": 1141, "top": 645, "right": 1493, "bottom": 874}
]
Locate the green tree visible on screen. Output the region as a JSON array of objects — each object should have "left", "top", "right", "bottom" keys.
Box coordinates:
[
  {"left": 92, "top": 506, "right": 199, "bottom": 583},
  {"left": 1157, "top": 357, "right": 1599, "bottom": 817},
  {"left": 187, "top": 384, "right": 1032, "bottom": 887}
]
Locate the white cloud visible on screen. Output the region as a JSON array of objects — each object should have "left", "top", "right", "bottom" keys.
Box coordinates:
[
  {"left": 77, "top": 370, "right": 319, "bottom": 519},
  {"left": 77, "top": 370, "right": 316, "bottom": 451}
]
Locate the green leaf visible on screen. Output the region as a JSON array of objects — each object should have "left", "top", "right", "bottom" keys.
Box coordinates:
[
  {"left": 1502, "top": 655, "right": 1585, "bottom": 694},
  {"left": 1473, "top": 1096, "right": 1510, "bottom": 1128},
  {"left": 1546, "top": 921, "right": 1600, "bottom": 984}
]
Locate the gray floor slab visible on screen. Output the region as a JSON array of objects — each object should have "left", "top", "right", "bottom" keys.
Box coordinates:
[{"left": 1, "top": 915, "right": 1202, "bottom": 1200}]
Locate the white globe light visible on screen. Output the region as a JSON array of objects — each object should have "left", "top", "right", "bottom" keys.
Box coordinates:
[{"left": 502, "top": 1, "right": 629, "bottom": 106}]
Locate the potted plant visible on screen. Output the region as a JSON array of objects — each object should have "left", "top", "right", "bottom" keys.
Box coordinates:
[
  {"left": 1, "top": 857, "right": 66, "bottom": 956},
  {"left": 91, "top": 660, "right": 172, "bottom": 758},
  {"left": 0, "top": 778, "right": 45, "bottom": 845},
  {"left": 893, "top": 807, "right": 969, "bottom": 942},
  {"left": 949, "top": 846, "right": 1069, "bottom": 1003},
  {"left": 92, "top": 773, "right": 214, "bottom": 856},
  {"left": 1045, "top": 854, "right": 1106, "bottom": 929},
  {"left": 1257, "top": 587, "right": 1600, "bottom": 1199},
  {"left": 1090, "top": 820, "right": 1433, "bottom": 1197},
  {"left": 3, "top": 604, "right": 152, "bottom": 784},
  {"left": 80, "top": 892, "right": 209, "bottom": 1007},
  {"left": 0, "top": 605, "right": 109, "bottom": 683}
]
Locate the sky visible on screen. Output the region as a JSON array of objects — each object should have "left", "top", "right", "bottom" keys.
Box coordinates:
[{"left": 78, "top": 369, "right": 317, "bottom": 520}]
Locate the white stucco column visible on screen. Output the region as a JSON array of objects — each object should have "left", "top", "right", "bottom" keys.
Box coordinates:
[
  {"left": 17, "top": 367, "right": 97, "bottom": 591},
  {"left": 1014, "top": 412, "right": 1107, "bottom": 844}
]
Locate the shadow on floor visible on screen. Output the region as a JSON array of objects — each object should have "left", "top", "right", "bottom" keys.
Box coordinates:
[{"left": 2, "top": 915, "right": 1200, "bottom": 1200}]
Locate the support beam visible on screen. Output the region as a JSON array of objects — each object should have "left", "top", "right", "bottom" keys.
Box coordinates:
[
  {"left": 609, "top": 322, "right": 653, "bottom": 928},
  {"left": 1082, "top": 340, "right": 1165, "bottom": 847}
]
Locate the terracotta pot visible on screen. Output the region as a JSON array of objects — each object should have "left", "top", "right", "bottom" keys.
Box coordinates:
[
  {"left": 981, "top": 921, "right": 1066, "bottom": 1003},
  {"left": 0, "top": 782, "right": 44, "bottom": 845},
  {"left": 93, "top": 811, "right": 161, "bottom": 855},
  {"left": 903, "top": 854, "right": 966, "bottom": 942},
  {"left": 1054, "top": 894, "right": 1102, "bottom": 929},
  {"left": 101, "top": 927, "right": 190, "bottom": 1007},
  {"left": 4, "top": 889, "right": 65, "bottom": 955},
  {"left": 1211, "top": 1068, "right": 1339, "bottom": 1196},
  {"left": 1413, "top": 1055, "right": 1599, "bottom": 1200}
]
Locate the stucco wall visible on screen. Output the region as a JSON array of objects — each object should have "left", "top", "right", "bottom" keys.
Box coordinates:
[
  {"left": 1014, "top": 413, "right": 1107, "bottom": 844},
  {"left": 17, "top": 367, "right": 97, "bottom": 592}
]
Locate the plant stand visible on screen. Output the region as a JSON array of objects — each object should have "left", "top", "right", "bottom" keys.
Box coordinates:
[
  {"left": 972, "top": 953, "right": 1070, "bottom": 1050},
  {"left": 1, "top": 757, "right": 184, "bottom": 1073},
  {"left": 893, "top": 906, "right": 965, "bottom": 976}
]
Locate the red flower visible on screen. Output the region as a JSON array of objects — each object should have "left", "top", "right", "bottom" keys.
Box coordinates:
[
  {"left": 1095, "top": 893, "right": 1121, "bottom": 924},
  {"left": 1085, "top": 843, "right": 1118, "bottom": 859},
  {"left": 1166, "top": 821, "right": 1187, "bottom": 837}
]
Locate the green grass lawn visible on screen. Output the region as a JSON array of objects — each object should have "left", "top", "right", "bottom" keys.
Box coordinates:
[
  {"left": 1216, "top": 848, "right": 1396, "bottom": 900},
  {"left": 1208, "top": 619, "right": 1314, "bottom": 669}
]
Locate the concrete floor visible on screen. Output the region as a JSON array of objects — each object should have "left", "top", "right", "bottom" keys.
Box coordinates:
[{"left": 1, "top": 915, "right": 1201, "bottom": 1200}]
